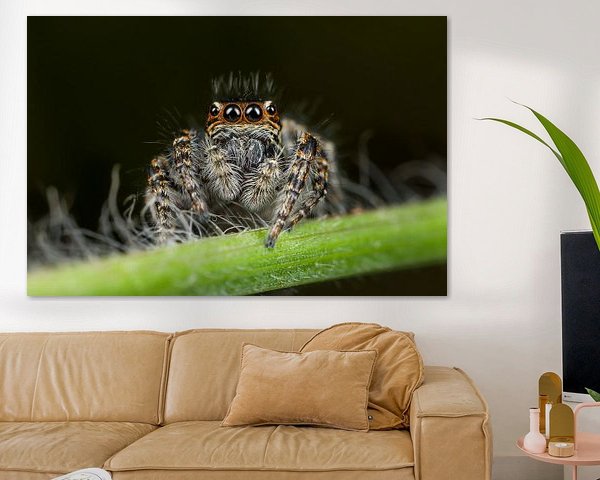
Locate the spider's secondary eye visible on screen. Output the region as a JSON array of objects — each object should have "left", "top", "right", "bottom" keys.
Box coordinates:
[
  {"left": 223, "top": 104, "right": 242, "bottom": 122},
  {"left": 266, "top": 104, "right": 277, "bottom": 115},
  {"left": 209, "top": 104, "right": 220, "bottom": 116},
  {"left": 245, "top": 104, "right": 263, "bottom": 122}
]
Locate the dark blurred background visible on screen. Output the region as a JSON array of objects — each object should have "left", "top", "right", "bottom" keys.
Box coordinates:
[{"left": 28, "top": 16, "right": 447, "bottom": 295}]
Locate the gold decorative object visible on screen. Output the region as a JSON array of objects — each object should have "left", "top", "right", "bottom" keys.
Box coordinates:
[
  {"left": 548, "top": 403, "right": 575, "bottom": 457},
  {"left": 539, "top": 372, "right": 562, "bottom": 436}
]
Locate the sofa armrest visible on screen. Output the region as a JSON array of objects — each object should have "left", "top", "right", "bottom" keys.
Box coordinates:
[{"left": 409, "top": 366, "right": 492, "bottom": 480}]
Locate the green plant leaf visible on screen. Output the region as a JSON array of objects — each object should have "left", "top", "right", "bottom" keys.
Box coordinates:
[
  {"left": 480, "top": 117, "right": 562, "bottom": 163},
  {"left": 585, "top": 388, "right": 600, "bottom": 402},
  {"left": 27, "top": 199, "right": 447, "bottom": 296},
  {"left": 482, "top": 105, "right": 600, "bottom": 250}
]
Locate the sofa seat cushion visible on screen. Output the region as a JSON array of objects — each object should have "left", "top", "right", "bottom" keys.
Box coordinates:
[
  {"left": 105, "top": 421, "right": 414, "bottom": 478},
  {"left": 0, "top": 421, "right": 156, "bottom": 477}
]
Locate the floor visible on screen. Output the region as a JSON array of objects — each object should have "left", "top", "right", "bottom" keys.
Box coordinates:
[{"left": 494, "top": 456, "right": 562, "bottom": 480}]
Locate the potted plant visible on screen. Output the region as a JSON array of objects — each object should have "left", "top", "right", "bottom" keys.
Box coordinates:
[{"left": 486, "top": 106, "right": 600, "bottom": 405}]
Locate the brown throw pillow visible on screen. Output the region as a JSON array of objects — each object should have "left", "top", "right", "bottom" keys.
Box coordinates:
[
  {"left": 222, "top": 344, "right": 377, "bottom": 431},
  {"left": 301, "top": 322, "right": 423, "bottom": 430}
]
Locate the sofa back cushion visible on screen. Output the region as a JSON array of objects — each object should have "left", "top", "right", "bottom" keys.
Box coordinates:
[
  {"left": 301, "top": 323, "right": 423, "bottom": 430},
  {"left": 0, "top": 331, "right": 170, "bottom": 424},
  {"left": 164, "top": 329, "right": 316, "bottom": 423}
]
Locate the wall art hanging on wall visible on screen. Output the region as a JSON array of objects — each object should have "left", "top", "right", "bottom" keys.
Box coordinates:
[{"left": 27, "top": 16, "right": 447, "bottom": 296}]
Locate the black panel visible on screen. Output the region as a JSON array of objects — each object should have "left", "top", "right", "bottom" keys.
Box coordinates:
[{"left": 561, "top": 231, "right": 600, "bottom": 394}]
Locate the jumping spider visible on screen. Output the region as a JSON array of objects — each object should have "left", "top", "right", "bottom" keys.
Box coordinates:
[{"left": 146, "top": 75, "right": 341, "bottom": 248}]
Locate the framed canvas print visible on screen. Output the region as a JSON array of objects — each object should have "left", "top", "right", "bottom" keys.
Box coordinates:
[{"left": 27, "top": 16, "right": 447, "bottom": 296}]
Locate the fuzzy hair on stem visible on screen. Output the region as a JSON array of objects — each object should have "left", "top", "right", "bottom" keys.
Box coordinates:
[{"left": 28, "top": 151, "right": 445, "bottom": 270}]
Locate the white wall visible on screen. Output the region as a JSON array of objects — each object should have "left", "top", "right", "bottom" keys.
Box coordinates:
[{"left": 2, "top": 0, "right": 600, "bottom": 476}]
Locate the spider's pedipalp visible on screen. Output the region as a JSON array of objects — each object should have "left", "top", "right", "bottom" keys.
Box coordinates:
[
  {"left": 240, "top": 156, "right": 281, "bottom": 211},
  {"left": 203, "top": 137, "right": 242, "bottom": 202}
]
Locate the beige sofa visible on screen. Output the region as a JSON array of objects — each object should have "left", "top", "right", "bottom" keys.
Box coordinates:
[{"left": 0, "top": 329, "right": 491, "bottom": 480}]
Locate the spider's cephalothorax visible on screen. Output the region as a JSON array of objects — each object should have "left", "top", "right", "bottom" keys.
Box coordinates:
[{"left": 146, "top": 76, "right": 338, "bottom": 248}]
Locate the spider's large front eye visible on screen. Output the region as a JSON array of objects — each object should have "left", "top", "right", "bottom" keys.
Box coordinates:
[
  {"left": 245, "top": 104, "right": 263, "bottom": 122},
  {"left": 209, "top": 103, "right": 220, "bottom": 116},
  {"left": 223, "top": 104, "right": 242, "bottom": 122}
]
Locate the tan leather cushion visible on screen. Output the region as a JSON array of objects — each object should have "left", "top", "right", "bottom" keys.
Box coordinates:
[
  {"left": 410, "top": 366, "right": 492, "bottom": 480},
  {"left": 301, "top": 323, "right": 423, "bottom": 430},
  {"left": 164, "top": 329, "right": 317, "bottom": 423},
  {"left": 0, "top": 332, "right": 171, "bottom": 424},
  {"left": 0, "top": 421, "right": 155, "bottom": 476},
  {"left": 222, "top": 345, "right": 377, "bottom": 431},
  {"left": 112, "top": 469, "right": 416, "bottom": 480},
  {"left": 105, "top": 420, "right": 414, "bottom": 476},
  {"left": 0, "top": 473, "right": 57, "bottom": 479}
]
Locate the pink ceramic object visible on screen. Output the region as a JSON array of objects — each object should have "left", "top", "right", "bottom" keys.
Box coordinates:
[{"left": 523, "top": 407, "right": 547, "bottom": 454}]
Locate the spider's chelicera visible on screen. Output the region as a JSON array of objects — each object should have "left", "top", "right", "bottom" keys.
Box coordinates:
[{"left": 146, "top": 75, "right": 339, "bottom": 248}]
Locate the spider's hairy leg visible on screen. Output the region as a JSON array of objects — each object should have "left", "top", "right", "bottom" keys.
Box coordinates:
[
  {"left": 265, "top": 133, "right": 318, "bottom": 248},
  {"left": 146, "top": 155, "right": 176, "bottom": 243},
  {"left": 319, "top": 140, "right": 346, "bottom": 215},
  {"left": 287, "top": 145, "right": 329, "bottom": 229},
  {"left": 171, "top": 129, "right": 208, "bottom": 215}
]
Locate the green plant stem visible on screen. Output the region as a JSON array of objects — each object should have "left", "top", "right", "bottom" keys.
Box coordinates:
[{"left": 28, "top": 198, "right": 447, "bottom": 296}]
